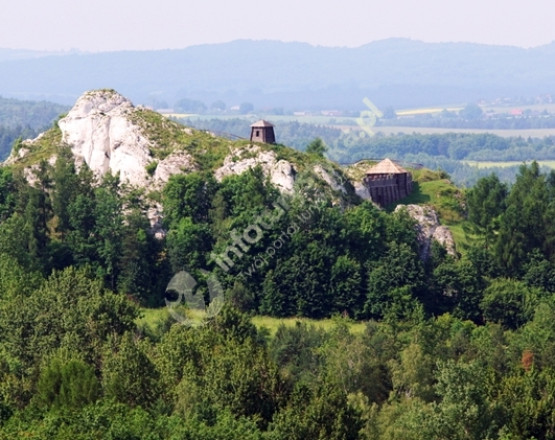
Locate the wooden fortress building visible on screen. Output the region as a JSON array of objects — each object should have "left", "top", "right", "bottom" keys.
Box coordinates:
[{"left": 363, "top": 158, "right": 413, "bottom": 206}]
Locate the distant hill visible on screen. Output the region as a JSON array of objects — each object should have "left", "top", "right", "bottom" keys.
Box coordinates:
[
  {"left": 0, "top": 96, "right": 68, "bottom": 160},
  {"left": 1, "top": 39, "right": 555, "bottom": 109}
]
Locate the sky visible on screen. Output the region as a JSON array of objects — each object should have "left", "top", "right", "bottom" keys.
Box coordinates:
[{"left": 1, "top": 0, "right": 554, "bottom": 51}]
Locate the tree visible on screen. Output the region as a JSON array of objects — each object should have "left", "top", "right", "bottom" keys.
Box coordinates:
[
  {"left": 210, "top": 100, "right": 227, "bottom": 112},
  {"left": 330, "top": 255, "right": 363, "bottom": 315},
  {"left": 466, "top": 173, "right": 507, "bottom": 247},
  {"left": 495, "top": 162, "right": 553, "bottom": 275},
  {"left": 34, "top": 349, "right": 100, "bottom": 410},
  {"left": 163, "top": 172, "right": 218, "bottom": 227},
  {"left": 102, "top": 333, "right": 160, "bottom": 408},
  {"left": 268, "top": 381, "right": 362, "bottom": 440},
  {"left": 0, "top": 166, "right": 15, "bottom": 221},
  {"left": 480, "top": 278, "right": 540, "bottom": 329},
  {"left": 94, "top": 172, "right": 123, "bottom": 290},
  {"left": 365, "top": 242, "right": 424, "bottom": 319},
  {"left": 434, "top": 360, "right": 496, "bottom": 440},
  {"left": 51, "top": 146, "right": 79, "bottom": 237},
  {"left": 459, "top": 103, "right": 483, "bottom": 120},
  {"left": 118, "top": 205, "right": 161, "bottom": 302},
  {"left": 174, "top": 98, "right": 207, "bottom": 114},
  {"left": 305, "top": 137, "right": 328, "bottom": 157}
]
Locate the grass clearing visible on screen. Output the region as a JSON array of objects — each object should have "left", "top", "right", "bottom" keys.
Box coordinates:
[
  {"left": 391, "top": 176, "right": 464, "bottom": 224},
  {"left": 387, "top": 171, "right": 470, "bottom": 251},
  {"left": 137, "top": 307, "right": 368, "bottom": 338},
  {"left": 251, "top": 315, "right": 367, "bottom": 337}
]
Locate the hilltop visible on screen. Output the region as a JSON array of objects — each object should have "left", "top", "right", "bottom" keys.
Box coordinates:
[
  {"left": 2, "top": 89, "right": 462, "bottom": 254},
  {"left": 5, "top": 89, "right": 353, "bottom": 189}
]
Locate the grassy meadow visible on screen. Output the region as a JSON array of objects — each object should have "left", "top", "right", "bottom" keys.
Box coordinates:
[{"left": 137, "top": 306, "right": 368, "bottom": 338}]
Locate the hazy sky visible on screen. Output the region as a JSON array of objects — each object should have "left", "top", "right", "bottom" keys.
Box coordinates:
[{"left": 2, "top": 0, "right": 554, "bottom": 51}]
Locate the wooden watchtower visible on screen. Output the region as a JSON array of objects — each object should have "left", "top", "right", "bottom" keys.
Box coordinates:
[{"left": 250, "top": 120, "right": 276, "bottom": 144}]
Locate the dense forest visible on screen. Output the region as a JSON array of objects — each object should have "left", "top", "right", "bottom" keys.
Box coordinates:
[{"left": 2, "top": 128, "right": 555, "bottom": 437}]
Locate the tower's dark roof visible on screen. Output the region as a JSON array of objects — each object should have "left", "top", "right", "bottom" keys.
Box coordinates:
[{"left": 250, "top": 119, "right": 274, "bottom": 128}]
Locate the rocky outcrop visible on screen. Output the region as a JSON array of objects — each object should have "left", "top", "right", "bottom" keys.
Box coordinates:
[
  {"left": 20, "top": 89, "right": 196, "bottom": 188},
  {"left": 153, "top": 151, "right": 196, "bottom": 183},
  {"left": 215, "top": 146, "right": 297, "bottom": 193},
  {"left": 395, "top": 204, "right": 456, "bottom": 259},
  {"left": 354, "top": 182, "right": 372, "bottom": 201},
  {"left": 5, "top": 89, "right": 361, "bottom": 232},
  {"left": 312, "top": 164, "right": 347, "bottom": 194},
  {"left": 58, "top": 90, "right": 153, "bottom": 186}
]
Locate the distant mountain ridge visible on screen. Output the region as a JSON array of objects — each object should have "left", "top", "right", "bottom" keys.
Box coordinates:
[{"left": 2, "top": 39, "right": 555, "bottom": 109}]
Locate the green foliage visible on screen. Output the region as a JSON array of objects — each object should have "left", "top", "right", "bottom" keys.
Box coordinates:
[
  {"left": 434, "top": 360, "right": 495, "bottom": 440},
  {"left": 102, "top": 332, "right": 160, "bottom": 407},
  {"left": 145, "top": 160, "right": 158, "bottom": 176},
  {"left": 268, "top": 381, "right": 362, "bottom": 440},
  {"left": 480, "top": 279, "right": 541, "bottom": 330},
  {"left": 305, "top": 137, "right": 328, "bottom": 157},
  {"left": 34, "top": 350, "right": 100, "bottom": 411}
]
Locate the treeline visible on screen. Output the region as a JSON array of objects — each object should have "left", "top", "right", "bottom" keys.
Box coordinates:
[
  {"left": 329, "top": 132, "right": 555, "bottom": 163},
  {"left": 0, "top": 125, "right": 38, "bottom": 160},
  {"left": 379, "top": 113, "right": 555, "bottom": 130},
  {"left": 182, "top": 117, "right": 555, "bottom": 163},
  {"left": 0, "top": 96, "right": 67, "bottom": 128}
]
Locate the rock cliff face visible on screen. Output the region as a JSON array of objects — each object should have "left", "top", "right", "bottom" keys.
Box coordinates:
[
  {"left": 56, "top": 89, "right": 197, "bottom": 187},
  {"left": 58, "top": 90, "right": 151, "bottom": 186},
  {"left": 394, "top": 204, "right": 457, "bottom": 259}
]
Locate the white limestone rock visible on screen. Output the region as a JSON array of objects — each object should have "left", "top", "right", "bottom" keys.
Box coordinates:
[
  {"left": 312, "top": 164, "right": 347, "bottom": 194},
  {"left": 354, "top": 182, "right": 372, "bottom": 201},
  {"left": 58, "top": 90, "right": 153, "bottom": 187},
  {"left": 394, "top": 204, "right": 457, "bottom": 259},
  {"left": 215, "top": 146, "right": 297, "bottom": 193},
  {"left": 154, "top": 151, "right": 196, "bottom": 184}
]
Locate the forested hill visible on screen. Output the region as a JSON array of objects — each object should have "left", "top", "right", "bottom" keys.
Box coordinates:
[
  {"left": 4, "top": 89, "right": 555, "bottom": 437},
  {"left": 1, "top": 39, "right": 555, "bottom": 108},
  {"left": 0, "top": 96, "right": 68, "bottom": 160}
]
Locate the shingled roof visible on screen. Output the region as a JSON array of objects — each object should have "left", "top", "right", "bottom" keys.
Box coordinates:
[
  {"left": 251, "top": 120, "right": 274, "bottom": 127},
  {"left": 367, "top": 158, "right": 408, "bottom": 175}
]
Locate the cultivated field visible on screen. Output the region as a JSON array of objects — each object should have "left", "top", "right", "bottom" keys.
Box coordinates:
[
  {"left": 370, "top": 126, "right": 555, "bottom": 138},
  {"left": 463, "top": 160, "right": 555, "bottom": 169}
]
